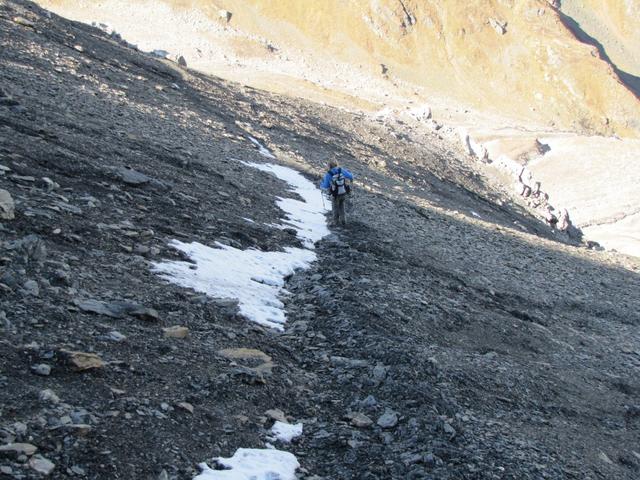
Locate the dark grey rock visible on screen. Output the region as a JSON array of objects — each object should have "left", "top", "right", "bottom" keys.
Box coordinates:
[
  {"left": 376, "top": 409, "right": 398, "bottom": 429},
  {"left": 75, "top": 299, "right": 158, "bottom": 320},
  {"left": 31, "top": 364, "right": 51, "bottom": 376},
  {"left": 116, "top": 167, "right": 151, "bottom": 186}
]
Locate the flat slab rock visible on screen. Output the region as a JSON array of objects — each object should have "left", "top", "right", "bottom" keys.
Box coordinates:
[
  {"left": 58, "top": 349, "right": 105, "bottom": 371},
  {"left": 0, "top": 443, "right": 38, "bottom": 456},
  {"left": 348, "top": 412, "right": 373, "bottom": 428},
  {"left": 74, "top": 299, "right": 159, "bottom": 321},
  {"left": 217, "top": 348, "right": 272, "bottom": 363}
]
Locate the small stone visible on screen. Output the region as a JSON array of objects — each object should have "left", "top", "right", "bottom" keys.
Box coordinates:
[
  {"left": 0, "top": 189, "right": 15, "bottom": 220},
  {"left": 70, "top": 466, "right": 85, "bottom": 475},
  {"left": 11, "top": 422, "right": 27, "bottom": 436},
  {"left": 38, "top": 177, "right": 58, "bottom": 192},
  {"left": 59, "top": 415, "right": 72, "bottom": 425},
  {"left": 443, "top": 422, "right": 456, "bottom": 438},
  {"left": 176, "top": 402, "right": 194, "bottom": 414},
  {"left": 175, "top": 55, "right": 187, "bottom": 67},
  {"left": 265, "top": 409, "right": 287, "bottom": 423},
  {"left": 377, "top": 409, "right": 398, "bottom": 429},
  {"left": 162, "top": 326, "right": 188, "bottom": 339},
  {"left": 218, "top": 348, "right": 271, "bottom": 363},
  {"left": 130, "top": 307, "right": 159, "bottom": 321},
  {"left": 598, "top": 452, "right": 613, "bottom": 464},
  {"left": 489, "top": 18, "right": 507, "bottom": 34},
  {"left": 29, "top": 455, "right": 55, "bottom": 475},
  {"left": 31, "top": 364, "right": 51, "bottom": 376},
  {"left": 38, "top": 389, "right": 60, "bottom": 404},
  {"left": 116, "top": 167, "right": 151, "bottom": 186},
  {"left": 12, "top": 16, "right": 34, "bottom": 28},
  {"left": 65, "top": 424, "right": 92, "bottom": 437},
  {"left": 22, "top": 280, "right": 39, "bottom": 296},
  {"left": 349, "top": 412, "right": 373, "bottom": 428},
  {"left": 360, "top": 395, "right": 378, "bottom": 409},
  {"left": 58, "top": 350, "right": 104, "bottom": 371},
  {"left": 0, "top": 443, "right": 38, "bottom": 456},
  {"left": 219, "top": 9, "right": 232, "bottom": 22},
  {"left": 133, "top": 244, "right": 150, "bottom": 255},
  {"left": 105, "top": 331, "right": 126, "bottom": 342},
  {"left": 73, "top": 45, "right": 84, "bottom": 52},
  {"left": 372, "top": 364, "right": 387, "bottom": 383}
]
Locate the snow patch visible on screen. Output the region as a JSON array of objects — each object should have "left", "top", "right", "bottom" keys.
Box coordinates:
[
  {"left": 269, "top": 421, "right": 303, "bottom": 443},
  {"left": 153, "top": 162, "right": 329, "bottom": 330},
  {"left": 154, "top": 241, "right": 315, "bottom": 329},
  {"left": 248, "top": 136, "right": 276, "bottom": 159},
  {"left": 194, "top": 448, "right": 299, "bottom": 480},
  {"left": 247, "top": 162, "right": 330, "bottom": 248}
]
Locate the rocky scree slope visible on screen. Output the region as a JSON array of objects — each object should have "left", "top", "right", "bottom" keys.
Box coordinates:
[{"left": 1, "top": 1, "right": 640, "bottom": 479}]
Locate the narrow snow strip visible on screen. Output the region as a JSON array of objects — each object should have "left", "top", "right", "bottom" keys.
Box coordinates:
[
  {"left": 247, "top": 135, "right": 276, "bottom": 159},
  {"left": 153, "top": 161, "right": 329, "bottom": 330},
  {"left": 194, "top": 448, "right": 299, "bottom": 480},
  {"left": 247, "top": 162, "right": 330, "bottom": 248},
  {"left": 270, "top": 421, "right": 303, "bottom": 443}
]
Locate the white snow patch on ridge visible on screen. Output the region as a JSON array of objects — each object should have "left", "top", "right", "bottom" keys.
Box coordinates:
[
  {"left": 269, "top": 421, "right": 303, "bottom": 443},
  {"left": 194, "top": 448, "right": 299, "bottom": 480},
  {"left": 152, "top": 162, "right": 329, "bottom": 330}
]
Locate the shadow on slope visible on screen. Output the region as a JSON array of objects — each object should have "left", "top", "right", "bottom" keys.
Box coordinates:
[
  {"left": 293, "top": 181, "right": 640, "bottom": 478},
  {"left": 557, "top": 8, "right": 640, "bottom": 100}
]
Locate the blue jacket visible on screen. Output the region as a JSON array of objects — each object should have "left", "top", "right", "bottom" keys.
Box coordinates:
[{"left": 320, "top": 167, "right": 354, "bottom": 190}]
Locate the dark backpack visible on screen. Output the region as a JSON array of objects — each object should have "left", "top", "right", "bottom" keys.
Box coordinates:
[{"left": 330, "top": 168, "right": 350, "bottom": 197}]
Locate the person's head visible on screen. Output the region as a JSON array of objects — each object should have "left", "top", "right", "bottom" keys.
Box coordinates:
[{"left": 328, "top": 160, "right": 338, "bottom": 170}]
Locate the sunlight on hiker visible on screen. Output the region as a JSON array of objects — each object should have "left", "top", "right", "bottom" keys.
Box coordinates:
[{"left": 320, "top": 160, "right": 354, "bottom": 227}]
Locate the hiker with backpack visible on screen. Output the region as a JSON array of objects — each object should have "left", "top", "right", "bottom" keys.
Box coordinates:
[{"left": 320, "top": 160, "right": 354, "bottom": 226}]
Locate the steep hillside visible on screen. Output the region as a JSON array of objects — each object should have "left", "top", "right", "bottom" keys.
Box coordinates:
[
  {"left": 560, "top": 0, "right": 640, "bottom": 96},
  {"left": 34, "top": 0, "right": 640, "bottom": 257},
  {"left": 40, "top": 0, "right": 640, "bottom": 137},
  {"left": 1, "top": 1, "right": 640, "bottom": 479}
]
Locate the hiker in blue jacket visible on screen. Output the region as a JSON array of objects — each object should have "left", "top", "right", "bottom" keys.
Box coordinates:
[{"left": 320, "top": 160, "right": 354, "bottom": 226}]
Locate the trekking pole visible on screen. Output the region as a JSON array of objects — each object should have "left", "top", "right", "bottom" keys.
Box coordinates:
[{"left": 320, "top": 190, "right": 326, "bottom": 210}]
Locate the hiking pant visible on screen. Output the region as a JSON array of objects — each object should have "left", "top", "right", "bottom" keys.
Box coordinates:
[{"left": 332, "top": 195, "right": 346, "bottom": 225}]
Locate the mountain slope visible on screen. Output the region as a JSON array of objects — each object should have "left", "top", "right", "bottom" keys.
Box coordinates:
[
  {"left": 1, "top": 1, "right": 639, "bottom": 479},
  {"left": 560, "top": 0, "right": 640, "bottom": 96},
  {"left": 39, "top": 0, "right": 640, "bottom": 137}
]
